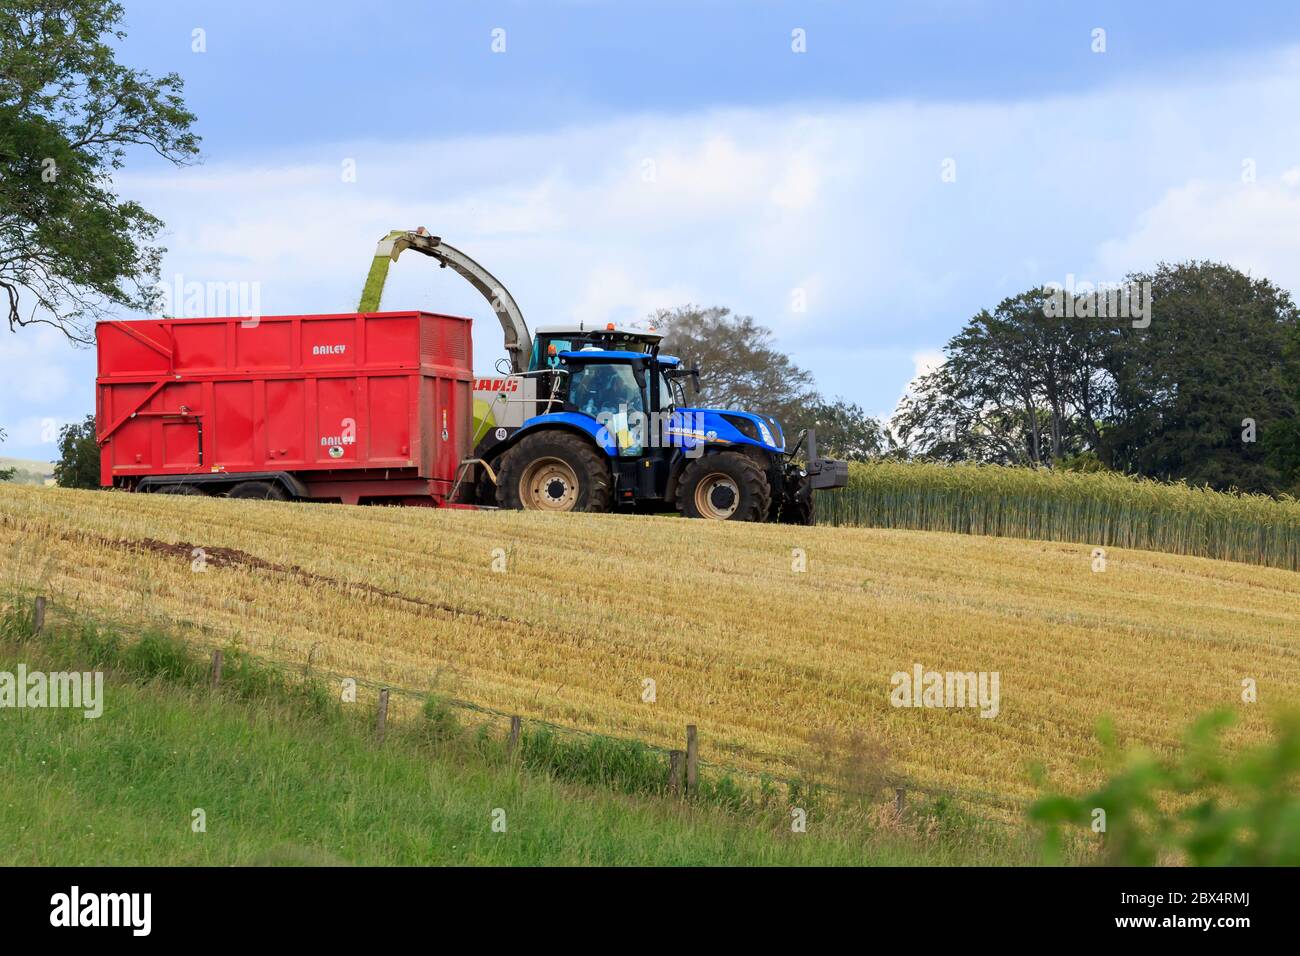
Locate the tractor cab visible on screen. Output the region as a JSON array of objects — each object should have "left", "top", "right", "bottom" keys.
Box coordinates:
[
  {"left": 516, "top": 347, "right": 693, "bottom": 507},
  {"left": 545, "top": 349, "right": 688, "bottom": 458}
]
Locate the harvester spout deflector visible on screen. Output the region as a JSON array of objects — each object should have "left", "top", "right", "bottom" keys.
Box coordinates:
[{"left": 358, "top": 229, "right": 532, "bottom": 373}]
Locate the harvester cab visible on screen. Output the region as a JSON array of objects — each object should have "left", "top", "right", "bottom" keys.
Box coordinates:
[
  {"left": 360, "top": 229, "right": 847, "bottom": 522},
  {"left": 529, "top": 323, "right": 662, "bottom": 371}
]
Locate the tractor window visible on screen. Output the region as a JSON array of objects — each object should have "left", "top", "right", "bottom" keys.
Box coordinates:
[
  {"left": 657, "top": 371, "right": 679, "bottom": 410},
  {"left": 567, "top": 362, "right": 645, "bottom": 455},
  {"left": 532, "top": 337, "right": 572, "bottom": 370}
]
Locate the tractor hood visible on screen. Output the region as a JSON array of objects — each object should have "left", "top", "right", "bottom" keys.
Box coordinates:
[{"left": 668, "top": 407, "right": 785, "bottom": 453}]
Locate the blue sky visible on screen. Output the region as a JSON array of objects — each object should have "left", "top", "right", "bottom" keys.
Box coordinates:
[{"left": 7, "top": 0, "right": 1300, "bottom": 460}]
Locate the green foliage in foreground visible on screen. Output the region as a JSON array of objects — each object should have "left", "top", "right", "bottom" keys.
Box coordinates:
[
  {"left": 822, "top": 460, "right": 1300, "bottom": 571},
  {"left": 1031, "top": 711, "right": 1300, "bottom": 866},
  {"left": 0, "top": 604, "right": 1028, "bottom": 866}
]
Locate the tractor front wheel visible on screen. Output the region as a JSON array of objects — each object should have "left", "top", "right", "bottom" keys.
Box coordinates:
[
  {"left": 496, "top": 432, "right": 612, "bottom": 513},
  {"left": 676, "top": 452, "right": 771, "bottom": 521}
]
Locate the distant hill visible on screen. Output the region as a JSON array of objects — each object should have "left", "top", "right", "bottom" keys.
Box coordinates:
[{"left": 0, "top": 457, "right": 55, "bottom": 486}]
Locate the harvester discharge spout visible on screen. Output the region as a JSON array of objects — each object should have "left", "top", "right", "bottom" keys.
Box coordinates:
[{"left": 358, "top": 228, "right": 532, "bottom": 374}]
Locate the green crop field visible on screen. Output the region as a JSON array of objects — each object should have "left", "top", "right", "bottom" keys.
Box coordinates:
[{"left": 821, "top": 461, "right": 1300, "bottom": 571}]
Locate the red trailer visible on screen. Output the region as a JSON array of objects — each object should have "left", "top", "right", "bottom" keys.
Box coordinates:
[{"left": 96, "top": 311, "right": 474, "bottom": 505}]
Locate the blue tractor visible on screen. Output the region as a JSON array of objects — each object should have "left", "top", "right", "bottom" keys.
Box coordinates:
[
  {"left": 360, "top": 230, "right": 848, "bottom": 523},
  {"left": 478, "top": 325, "right": 847, "bottom": 523}
]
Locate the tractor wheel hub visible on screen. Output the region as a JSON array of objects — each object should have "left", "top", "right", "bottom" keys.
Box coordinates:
[
  {"left": 694, "top": 473, "right": 740, "bottom": 519},
  {"left": 519, "top": 457, "right": 580, "bottom": 511}
]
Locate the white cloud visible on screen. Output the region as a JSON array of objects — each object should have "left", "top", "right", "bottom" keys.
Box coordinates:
[
  {"left": 0, "top": 326, "right": 76, "bottom": 405},
  {"left": 883, "top": 348, "right": 947, "bottom": 423},
  {"left": 911, "top": 349, "right": 945, "bottom": 380},
  {"left": 0, "top": 326, "right": 84, "bottom": 458},
  {"left": 568, "top": 265, "right": 695, "bottom": 326},
  {"left": 1095, "top": 173, "right": 1300, "bottom": 292}
]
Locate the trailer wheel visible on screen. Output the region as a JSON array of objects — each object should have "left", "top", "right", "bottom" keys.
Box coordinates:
[
  {"left": 227, "top": 481, "right": 289, "bottom": 501},
  {"left": 497, "top": 432, "right": 612, "bottom": 513},
  {"left": 676, "top": 452, "right": 771, "bottom": 521},
  {"left": 154, "top": 484, "right": 208, "bottom": 496}
]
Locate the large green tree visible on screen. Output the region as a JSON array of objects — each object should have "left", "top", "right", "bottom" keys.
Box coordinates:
[
  {"left": 893, "top": 290, "right": 1119, "bottom": 466},
  {"left": 654, "top": 305, "right": 887, "bottom": 457},
  {"left": 796, "top": 396, "right": 883, "bottom": 461},
  {"left": 893, "top": 262, "right": 1299, "bottom": 494},
  {"left": 1106, "top": 262, "right": 1298, "bottom": 493},
  {"left": 1268, "top": 318, "right": 1300, "bottom": 495},
  {"left": 1, "top": 0, "right": 199, "bottom": 342}
]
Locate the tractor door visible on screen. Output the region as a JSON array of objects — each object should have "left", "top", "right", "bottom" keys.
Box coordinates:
[{"left": 564, "top": 361, "right": 646, "bottom": 456}]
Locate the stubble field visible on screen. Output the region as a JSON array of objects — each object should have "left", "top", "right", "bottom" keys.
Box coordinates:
[{"left": 2, "top": 483, "right": 1296, "bottom": 818}]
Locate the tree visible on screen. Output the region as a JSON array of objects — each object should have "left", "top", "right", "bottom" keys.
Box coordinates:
[
  {"left": 655, "top": 306, "right": 817, "bottom": 426},
  {"left": 1106, "top": 262, "right": 1299, "bottom": 493},
  {"left": 654, "top": 306, "right": 890, "bottom": 457},
  {"left": 795, "top": 396, "right": 883, "bottom": 462},
  {"left": 891, "top": 291, "right": 1112, "bottom": 467},
  {"left": 53, "top": 413, "right": 98, "bottom": 488},
  {"left": 1, "top": 0, "right": 200, "bottom": 342},
  {"left": 1267, "top": 317, "right": 1300, "bottom": 495},
  {"left": 891, "top": 264, "right": 1298, "bottom": 494},
  {"left": 892, "top": 359, "right": 1037, "bottom": 465}
]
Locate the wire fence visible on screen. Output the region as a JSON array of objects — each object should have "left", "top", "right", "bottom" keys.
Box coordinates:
[{"left": 15, "top": 589, "right": 1028, "bottom": 823}]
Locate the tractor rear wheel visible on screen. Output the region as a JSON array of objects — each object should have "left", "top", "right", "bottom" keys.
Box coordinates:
[
  {"left": 676, "top": 452, "right": 771, "bottom": 521},
  {"left": 496, "top": 432, "right": 612, "bottom": 513},
  {"left": 227, "top": 481, "right": 288, "bottom": 501}
]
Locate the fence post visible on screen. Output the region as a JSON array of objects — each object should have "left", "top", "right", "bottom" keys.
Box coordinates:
[
  {"left": 894, "top": 786, "right": 906, "bottom": 817},
  {"left": 209, "top": 649, "right": 223, "bottom": 689},
  {"left": 305, "top": 641, "right": 322, "bottom": 677},
  {"left": 33, "top": 596, "right": 46, "bottom": 636},
  {"left": 685, "top": 725, "right": 698, "bottom": 796},
  {"left": 507, "top": 715, "right": 521, "bottom": 758},
  {"left": 668, "top": 750, "right": 684, "bottom": 797},
  {"left": 375, "top": 689, "right": 390, "bottom": 742}
]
